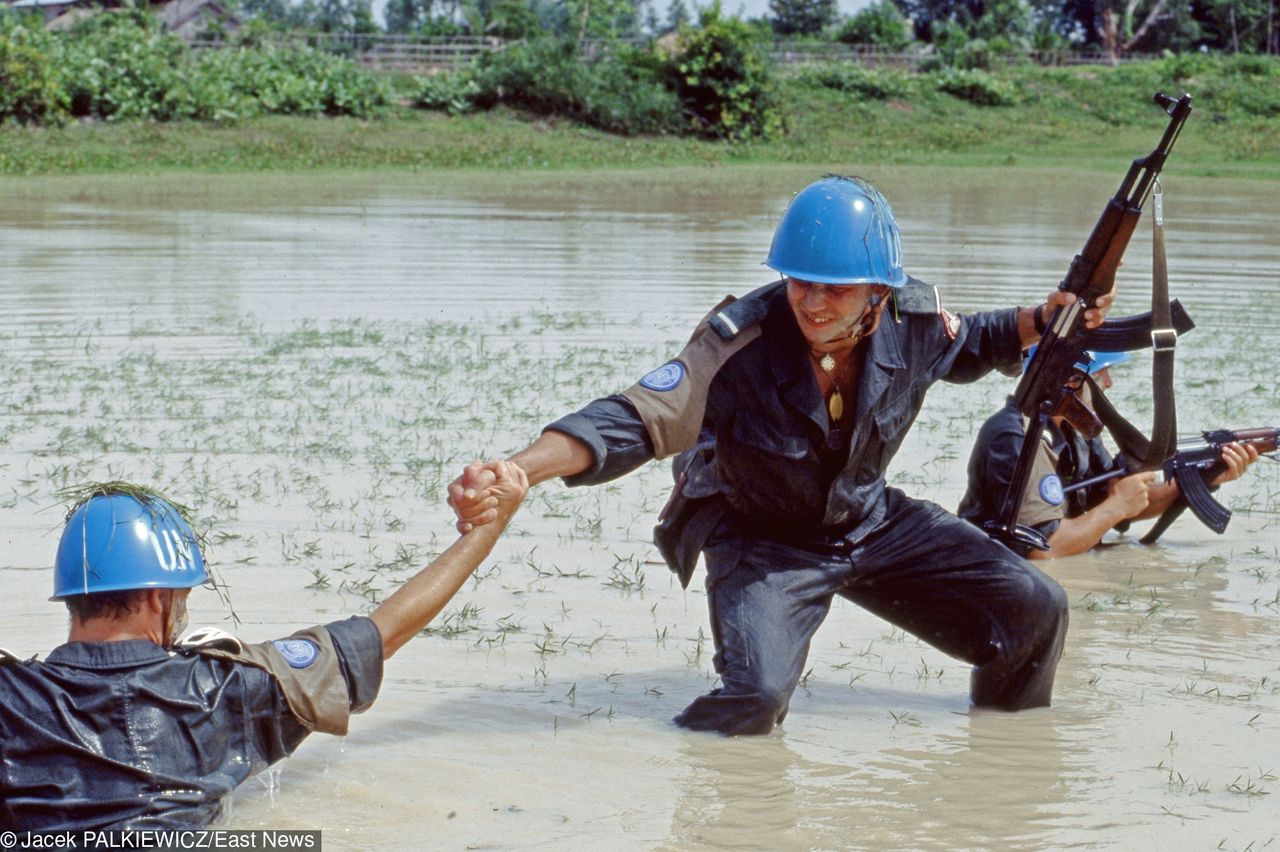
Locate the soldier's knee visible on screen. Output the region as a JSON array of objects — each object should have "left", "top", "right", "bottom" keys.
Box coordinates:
[{"left": 1032, "top": 571, "right": 1070, "bottom": 639}]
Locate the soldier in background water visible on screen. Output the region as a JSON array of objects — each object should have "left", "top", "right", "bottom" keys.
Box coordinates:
[{"left": 959, "top": 350, "right": 1261, "bottom": 557}]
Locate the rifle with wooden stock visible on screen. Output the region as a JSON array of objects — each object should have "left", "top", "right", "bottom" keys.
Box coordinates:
[
  {"left": 984, "top": 91, "right": 1195, "bottom": 553},
  {"left": 1063, "top": 426, "right": 1279, "bottom": 542}
]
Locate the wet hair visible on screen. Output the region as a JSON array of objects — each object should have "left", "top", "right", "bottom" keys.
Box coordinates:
[{"left": 64, "top": 590, "right": 146, "bottom": 624}]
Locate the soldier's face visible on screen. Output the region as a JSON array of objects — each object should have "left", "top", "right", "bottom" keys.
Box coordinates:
[{"left": 785, "top": 279, "right": 880, "bottom": 347}]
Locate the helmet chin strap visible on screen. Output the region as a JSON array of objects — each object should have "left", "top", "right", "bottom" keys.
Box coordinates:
[{"left": 826, "top": 294, "right": 885, "bottom": 349}]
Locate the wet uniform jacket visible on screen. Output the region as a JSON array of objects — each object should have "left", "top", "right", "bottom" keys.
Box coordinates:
[
  {"left": 958, "top": 395, "right": 1114, "bottom": 551},
  {"left": 0, "top": 616, "right": 382, "bottom": 830},
  {"left": 546, "top": 279, "right": 1024, "bottom": 583}
]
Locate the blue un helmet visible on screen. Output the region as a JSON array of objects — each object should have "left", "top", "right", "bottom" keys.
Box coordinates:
[
  {"left": 52, "top": 491, "right": 209, "bottom": 600},
  {"left": 764, "top": 176, "right": 908, "bottom": 287},
  {"left": 1024, "top": 346, "right": 1132, "bottom": 375},
  {"left": 1080, "top": 350, "right": 1131, "bottom": 375}
]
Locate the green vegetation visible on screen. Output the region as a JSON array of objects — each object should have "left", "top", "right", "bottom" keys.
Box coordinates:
[
  {"left": 462, "top": 38, "right": 682, "bottom": 136},
  {"left": 1, "top": 4, "right": 1278, "bottom": 177},
  {"left": 0, "top": 8, "right": 393, "bottom": 124},
  {"left": 4, "top": 51, "right": 1278, "bottom": 177}
]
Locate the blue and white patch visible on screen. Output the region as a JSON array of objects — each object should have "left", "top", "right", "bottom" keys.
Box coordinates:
[
  {"left": 638, "top": 361, "right": 686, "bottom": 392},
  {"left": 273, "top": 638, "right": 319, "bottom": 669},
  {"left": 1038, "top": 474, "right": 1064, "bottom": 506}
]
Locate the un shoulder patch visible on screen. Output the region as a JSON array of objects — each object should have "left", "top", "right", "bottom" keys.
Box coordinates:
[
  {"left": 273, "top": 638, "right": 319, "bottom": 669},
  {"left": 1038, "top": 474, "right": 1064, "bottom": 506},
  {"left": 639, "top": 361, "right": 686, "bottom": 392}
]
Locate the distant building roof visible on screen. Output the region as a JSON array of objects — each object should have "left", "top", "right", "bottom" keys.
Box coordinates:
[{"left": 156, "top": 0, "right": 239, "bottom": 38}]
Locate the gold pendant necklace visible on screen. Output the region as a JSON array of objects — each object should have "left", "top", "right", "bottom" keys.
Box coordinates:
[{"left": 818, "top": 353, "right": 843, "bottom": 421}]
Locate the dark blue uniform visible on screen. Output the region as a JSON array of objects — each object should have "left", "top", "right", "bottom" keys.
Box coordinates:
[
  {"left": 958, "top": 395, "right": 1115, "bottom": 554},
  {"left": 548, "top": 280, "right": 1069, "bottom": 734},
  {"left": 0, "top": 617, "right": 382, "bottom": 829}
]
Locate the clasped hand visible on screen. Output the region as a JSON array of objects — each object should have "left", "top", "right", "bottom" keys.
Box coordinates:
[
  {"left": 447, "top": 460, "right": 528, "bottom": 534},
  {"left": 448, "top": 457, "right": 527, "bottom": 532}
]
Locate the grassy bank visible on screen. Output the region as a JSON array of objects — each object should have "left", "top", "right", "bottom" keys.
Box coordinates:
[{"left": 2, "top": 62, "right": 1278, "bottom": 178}]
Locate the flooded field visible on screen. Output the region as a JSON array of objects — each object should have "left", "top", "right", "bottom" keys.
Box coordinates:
[{"left": 2, "top": 165, "right": 1278, "bottom": 849}]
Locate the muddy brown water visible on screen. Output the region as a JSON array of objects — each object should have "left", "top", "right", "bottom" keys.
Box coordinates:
[{"left": 2, "top": 166, "right": 1278, "bottom": 849}]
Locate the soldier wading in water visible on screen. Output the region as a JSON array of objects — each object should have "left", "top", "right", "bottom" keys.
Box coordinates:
[
  {"left": 451, "top": 176, "right": 1115, "bottom": 735},
  {"left": 1, "top": 465, "right": 526, "bottom": 829}
]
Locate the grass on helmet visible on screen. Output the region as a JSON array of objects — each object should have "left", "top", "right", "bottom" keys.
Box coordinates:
[
  {"left": 55, "top": 480, "right": 195, "bottom": 523},
  {"left": 54, "top": 480, "right": 238, "bottom": 624}
]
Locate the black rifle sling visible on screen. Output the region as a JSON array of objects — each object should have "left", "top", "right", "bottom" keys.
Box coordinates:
[
  {"left": 1139, "top": 500, "right": 1188, "bottom": 543},
  {"left": 1081, "top": 191, "right": 1179, "bottom": 471}
]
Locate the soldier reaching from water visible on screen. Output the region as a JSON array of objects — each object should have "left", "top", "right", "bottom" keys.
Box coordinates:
[
  {"left": 0, "top": 464, "right": 527, "bottom": 830},
  {"left": 449, "top": 175, "right": 1115, "bottom": 736}
]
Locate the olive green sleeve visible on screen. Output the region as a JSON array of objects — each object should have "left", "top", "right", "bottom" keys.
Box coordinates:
[
  {"left": 1018, "top": 438, "right": 1067, "bottom": 528},
  {"left": 198, "top": 625, "right": 354, "bottom": 735},
  {"left": 620, "top": 318, "right": 760, "bottom": 460}
]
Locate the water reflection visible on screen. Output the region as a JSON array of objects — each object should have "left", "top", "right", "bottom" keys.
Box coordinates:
[
  {"left": 664, "top": 709, "right": 1076, "bottom": 851},
  {"left": 4, "top": 167, "right": 1277, "bottom": 340}
]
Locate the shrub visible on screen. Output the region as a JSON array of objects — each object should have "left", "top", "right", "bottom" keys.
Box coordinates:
[
  {"left": 1186, "top": 54, "right": 1280, "bottom": 118},
  {"left": 59, "top": 10, "right": 192, "bottom": 120},
  {"left": 933, "top": 68, "right": 1016, "bottom": 105},
  {"left": 412, "top": 71, "right": 481, "bottom": 115},
  {"left": 0, "top": 18, "right": 67, "bottom": 123},
  {"left": 835, "top": 0, "right": 912, "bottom": 50},
  {"left": 795, "top": 63, "right": 911, "bottom": 99},
  {"left": 671, "top": 3, "right": 782, "bottom": 141},
  {"left": 250, "top": 47, "right": 393, "bottom": 117},
  {"left": 1, "top": 9, "right": 391, "bottom": 124},
  {"left": 472, "top": 38, "right": 681, "bottom": 135}
]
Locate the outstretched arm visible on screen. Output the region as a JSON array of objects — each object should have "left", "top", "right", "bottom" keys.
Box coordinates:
[
  {"left": 371, "top": 461, "right": 529, "bottom": 659},
  {"left": 447, "top": 431, "right": 592, "bottom": 533},
  {"left": 1028, "top": 471, "right": 1153, "bottom": 559}
]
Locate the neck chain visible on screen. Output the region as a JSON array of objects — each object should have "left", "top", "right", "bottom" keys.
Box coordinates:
[{"left": 816, "top": 352, "right": 844, "bottom": 421}]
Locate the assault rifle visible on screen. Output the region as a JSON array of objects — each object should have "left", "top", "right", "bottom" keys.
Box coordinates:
[
  {"left": 1062, "top": 427, "right": 1279, "bottom": 542},
  {"left": 984, "top": 91, "right": 1194, "bottom": 553}
]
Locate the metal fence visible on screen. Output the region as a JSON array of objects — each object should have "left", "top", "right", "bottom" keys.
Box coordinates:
[
  {"left": 190, "top": 33, "right": 508, "bottom": 72},
  {"left": 763, "top": 41, "right": 1158, "bottom": 69},
  {"left": 190, "top": 33, "right": 1159, "bottom": 73}
]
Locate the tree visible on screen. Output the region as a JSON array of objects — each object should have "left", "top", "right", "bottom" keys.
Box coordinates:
[
  {"left": 768, "top": 0, "right": 837, "bottom": 35},
  {"left": 1190, "top": 0, "right": 1277, "bottom": 52},
  {"left": 665, "top": 0, "right": 690, "bottom": 32},
  {"left": 836, "top": 0, "right": 913, "bottom": 47},
  {"left": 893, "top": 0, "right": 984, "bottom": 40},
  {"left": 1054, "top": 0, "right": 1190, "bottom": 57},
  {"left": 238, "top": 0, "right": 291, "bottom": 24},
  {"left": 385, "top": 0, "right": 425, "bottom": 33},
  {"left": 315, "top": 0, "right": 353, "bottom": 31},
  {"left": 462, "top": 0, "right": 541, "bottom": 36}
]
